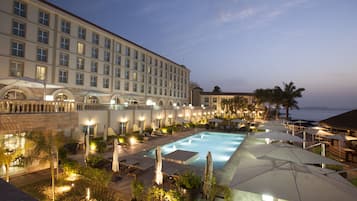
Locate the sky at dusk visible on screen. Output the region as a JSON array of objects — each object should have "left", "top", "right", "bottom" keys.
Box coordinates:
[{"left": 49, "top": 0, "right": 357, "bottom": 109}]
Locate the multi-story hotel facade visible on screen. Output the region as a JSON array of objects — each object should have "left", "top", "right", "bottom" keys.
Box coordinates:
[
  {"left": 0, "top": 0, "right": 190, "bottom": 106},
  {"left": 0, "top": 0, "right": 216, "bottom": 178}
]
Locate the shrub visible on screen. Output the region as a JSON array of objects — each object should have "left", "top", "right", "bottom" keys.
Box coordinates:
[
  {"left": 92, "top": 139, "right": 107, "bottom": 153},
  {"left": 131, "top": 179, "right": 144, "bottom": 201},
  {"left": 175, "top": 171, "right": 201, "bottom": 190}
]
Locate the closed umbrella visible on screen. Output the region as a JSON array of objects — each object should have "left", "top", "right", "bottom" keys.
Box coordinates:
[
  {"left": 85, "top": 133, "right": 89, "bottom": 160},
  {"left": 246, "top": 143, "right": 342, "bottom": 165},
  {"left": 230, "top": 158, "right": 357, "bottom": 201},
  {"left": 255, "top": 131, "right": 303, "bottom": 142},
  {"left": 203, "top": 151, "right": 213, "bottom": 199},
  {"left": 155, "top": 146, "right": 163, "bottom": 185},
  {"left": 112, "top": 139, "right": 120, "bottom": 172}
]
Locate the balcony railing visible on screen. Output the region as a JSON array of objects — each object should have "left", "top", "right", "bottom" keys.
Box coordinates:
[
  {"left": 0, "top": 99, "right": 214, "bottom": 114},
  {"left": 0, "top": 100, "right": 76, "bottom": 114}
]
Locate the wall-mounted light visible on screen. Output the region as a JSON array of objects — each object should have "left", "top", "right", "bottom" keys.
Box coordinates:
[{"left": 120, "top": 117, "right": 127, "bottom": 123}]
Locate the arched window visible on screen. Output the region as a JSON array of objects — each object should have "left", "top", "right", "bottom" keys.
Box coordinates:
[
  {"left": 86, "top": 96, "right": 99, "bottom": 104},
  {"left": 55, "top": 93, "right": 68, "bottom": 101},
  {"left": 3, "top": 89, "right": 26, "bottom": 99}
]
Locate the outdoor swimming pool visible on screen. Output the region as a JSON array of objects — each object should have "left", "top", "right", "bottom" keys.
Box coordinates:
[{"left": 147, "top": 132, "right": 246, "bottom": 169}]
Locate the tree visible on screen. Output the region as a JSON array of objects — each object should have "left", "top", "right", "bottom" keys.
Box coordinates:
[
  {"left": 254, "top": 88, "right": 274, "bottom": 119},
  {"left": 276, "top": 82, "right": 305, "bottom": 120},
  {"left": 0, "top": 144, "right": 22, "bottom": 182},
  {"left": 212, "top": 86, "right": 222, "bottom": 93},
  {"left": 25, "top": 130, "right": 66, "bottom": 201}
]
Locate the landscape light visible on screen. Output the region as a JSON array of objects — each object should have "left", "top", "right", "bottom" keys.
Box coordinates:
[{"left": 262, "top": 194, "right": 274, "bottom": 201}]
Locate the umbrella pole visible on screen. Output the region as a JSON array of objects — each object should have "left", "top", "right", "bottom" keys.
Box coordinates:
[{"left": 321, "top": 143, "right": 326, "bottom": 168}]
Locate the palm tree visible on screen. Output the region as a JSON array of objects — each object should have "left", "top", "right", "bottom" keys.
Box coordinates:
[
  {"left": 212, "top": 85, "right": 222, "bottom": 93},
  {"left": 0, "top": 145, "right": 22, "bottom": 182},
  {"left": 26, "top": 130, "right": 65, "bottom": 201},
  {"left": 254, "top": 88, "right": 274, "bottom": 119},
  {"left": 276, "top": 82, "right": 305, "bottom": 120}
]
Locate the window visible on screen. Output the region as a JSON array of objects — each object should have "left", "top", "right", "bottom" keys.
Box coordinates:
[
  {"left": 11, "top": 41, "right": 24, "bottom": 57},
  {"left": 91, "top": 47, "right": 98, "bottom": 59},
  {"left": 12, "top": 21, "right": 25, "bottom": 37},
  {"left": 148, "top": 86, "right": 151, "bottom": 94},
  {"left": 125, "top": 59, "right": 130, "bottom": 68},
  {"left": 59, "top": 53, "right": 69, "bottom": 66},
  {"left": 148, "top": 76, "right": 152, "bottom": 84},
  {"left": 103, "top": 78, "right": 109, "bottom": 88},
  {"left": 91, "top": 61, "right": 98, "bottom": 73},
  {"left": 133, "top": 72, "right": 137, "bottom": 81},
  {"left": 125, "top": 46, "right": 130, "bottom": 56},
  {"left": 125, "top": 71, "right": 129, "bottom": 79},
  {"left": 9, "top": 61, "right": 24, "bottom": 77},
  {"left": 133, "top": 83, "right": 137, "bottom": 92},
  {"left": 77, "top": 42, "right": 85, "bottom": 55},
  {"left": 213, "top": 98, "right": 217, "bottom": 103},
  {"left": 104, "top": 51, "right": 110, "bottom": 62},
  {"left": 141, "top": 53, "right": 145, "bottom": 62},
  {"left": 125, "top": 82, "right": 129, "bottom": 91},
  {"left": 92, "top": 32, "right": 99, "bottom": 45},
  {"left": 115, "top": 55, "right": 121, "bottom": 65},
  {"left": 58, "top": 70, "right": 68, "bottom": 83},
  {"left": 76, "top": 73, "right": 84, "bottom": 85},
  {"left": 61, "top": 19, "right": 70, "bottom": 34},
  {"left": 115, "top": 67, "right": 120, "bottom": 77},
  {"left": 141, "top": 74, "right": 145, "bottom": 83},
  {"left": 155, "top": 59, "right": 158, "bottom": 66},
  {"left": 103, "top": 64, "right": 110, "bottom": 75},
  {"left": 38, "top": 29, "right": 48, "bottom": 44},
  {"left": 141, "top": 85, "right": 144, "bottom": 93},
  {"left": 60, "top": 37, "right": 69, "bottom": 50},
  {"left": 78, "top": 26, "right": 86, "bottom": 40},
  {"left": 133, "top": 62, "right": 138, "bottom": 70},
  {"left": 37, "top": 47, "right": 47, "bottom": 62},
  {"left": 115, "top": 42, "right": 121, "bottom": 53},
  {"left": 204, "top": 97, "right": 209, "bottom": 103},
  {"left": 77, "top": 57, "right": 84, "bottom": 70},
  {"left": 141, "top": 64, "right": 145, "bottom": 72},
  {"left": 134, "top": 50, "right": 138, "bottom": 59},
  {"left": 104, "top": 38, "right": 111, "bottom": 49},
  {"left": 115, "top": 80, "right": 120, "bottom": 90},
  {"left": 14, "top": 1, "right": 26, "bottom": 17},
  {"left": 90, "top": 76, "right": 97, "bottom": 87},
  {"left": 39, "top": 10, "right": 49, "bottom": 26},
  {"left": 36, "top": 66, "right": 47, "bottom": 80}
]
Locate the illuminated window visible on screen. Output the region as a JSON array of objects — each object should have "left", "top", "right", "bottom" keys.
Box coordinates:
[
  {"left": 35, "top": 66, "right": 46, "bottom": 80},
  {"left": 77, "top": 57, "right": 84, "bottom": 70},
  {"left": 77, "top": 42, "right": 85, "bottom": 54}
]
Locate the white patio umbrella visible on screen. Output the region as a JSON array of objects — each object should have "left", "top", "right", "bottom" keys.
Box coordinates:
[
  {"left": 230, "top": 158, "right": 357, "bottom": 201},
  {"left": 155, "top": 146, "right": 163, "bottom": 185},
  {"left": 254, "top": 131, "right": 303, "bottom": 142},
  {"left": 208, "top": 118, "right": 223, "bottom": 123},
  {"left": 203, "top": 151, "right": 213, "bottom": 199},
  {"left": 231, "top": 119, "right": 245, "bottom": 123},
  {"left": 246, "top": 143, "right": 343, "bottom": 165},
  {"left": 112, "top": 139, "right": 120, "bottom": 172}
]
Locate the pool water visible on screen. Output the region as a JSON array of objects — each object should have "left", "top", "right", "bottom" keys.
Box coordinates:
[{"left": 147, "top": 132, "right": 246, "bottom": 169}]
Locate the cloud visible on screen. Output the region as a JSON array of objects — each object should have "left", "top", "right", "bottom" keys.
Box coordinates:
[
  {"left": 216, "top": 0, "right": 310, "bottom": 26},
  {"left": 218, "top": 7, "right": 260, "bottom": 23}
]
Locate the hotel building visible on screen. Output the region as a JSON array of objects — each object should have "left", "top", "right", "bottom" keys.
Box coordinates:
[
  {"left": 0, "top": 0, "right": 216, "bottom": 177},
  {"left": 0, "top": 0, "right": 190, "bottom": 106}
]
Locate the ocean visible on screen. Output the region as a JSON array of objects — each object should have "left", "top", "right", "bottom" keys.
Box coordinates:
[{"left": 283, "top": 108, "right": 352, "bottom": 122}]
